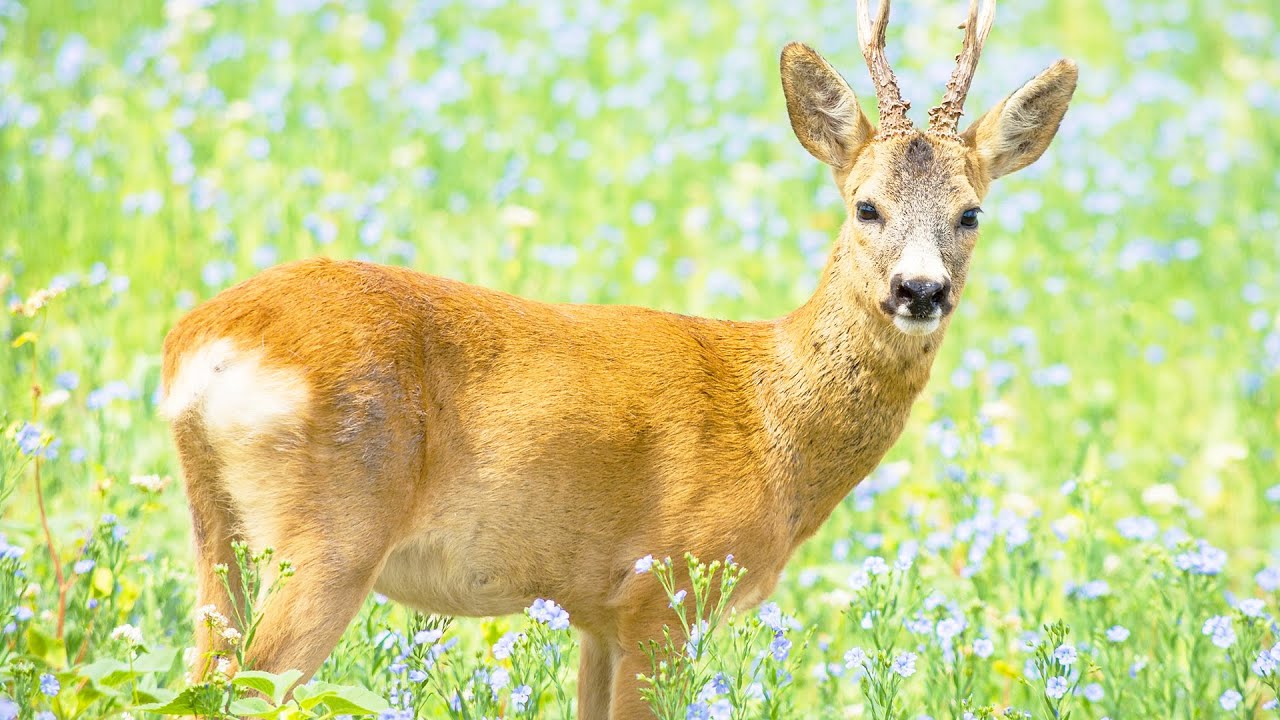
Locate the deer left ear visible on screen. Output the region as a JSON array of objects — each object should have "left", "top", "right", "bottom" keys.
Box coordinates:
[{"left": 962, "top": 59, "right": 1078, "bottom": 179}]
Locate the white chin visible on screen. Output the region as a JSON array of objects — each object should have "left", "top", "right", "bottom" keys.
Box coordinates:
[{"left": 892, "top": 315, "right": 941, "bottom": 336}]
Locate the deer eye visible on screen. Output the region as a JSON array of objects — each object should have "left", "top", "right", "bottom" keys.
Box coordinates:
[
  {"left": 960, "top": 207, "right": 981, "bottom": 228},
  {"left": 856, "top": 202, "right": 880, "bottom": 222}
]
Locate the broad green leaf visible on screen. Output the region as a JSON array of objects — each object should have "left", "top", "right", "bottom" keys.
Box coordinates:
[
  {"left": 26, "top": 625, "right": 68, "bottom": 668},
  {"left": 229, "top": 696, "right": 284, "bottom": 717},
  {"left": 133, "top": 646, "right": 179, "bottom": 675},
  {"left": 134, "top": 686, "right": 177, "bottom": 705},
  {"left": 135, "top": 686, "right": 202, "bottom": 714},
  {"left": 78, "top": 658, "right": 130, "bottom": 686},
  {"left": 291, "top": 681, "right": 388, "bottom": 713},
  {"left": 233, "top": 669, "right": 302, "bottom": 705}
]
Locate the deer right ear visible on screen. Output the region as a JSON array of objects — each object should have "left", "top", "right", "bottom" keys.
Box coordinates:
[{"left": 780, "top": 43, "right": 874, "bottom": 169}]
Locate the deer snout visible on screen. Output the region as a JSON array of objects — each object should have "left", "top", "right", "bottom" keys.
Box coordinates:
[{"left": 888, "top": 274, "right": 952, "bottom": 319}]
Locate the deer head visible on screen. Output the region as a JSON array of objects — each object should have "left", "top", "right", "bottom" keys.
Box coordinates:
[{"left": 781, "top": 0, "right": 1077, "bottom": 337}]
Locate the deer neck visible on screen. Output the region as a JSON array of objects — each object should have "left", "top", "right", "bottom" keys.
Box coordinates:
[{"left": 764, "top": 232, "right": 946, "bottom": 542}]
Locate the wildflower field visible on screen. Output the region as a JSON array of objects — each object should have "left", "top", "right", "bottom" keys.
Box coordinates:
[{"left": 2, "top": 0, "right": 1280, "bottom": 717}]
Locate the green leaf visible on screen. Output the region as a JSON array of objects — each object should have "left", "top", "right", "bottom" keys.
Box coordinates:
[
  {"left": 78, "top": 658, "right": 131, "bottom": 686},
  {"left": 26, "top": 625, "right": 68, "bottom": 668},
  {"left": 132, "top": 646, "right": 179, "bottom": 675},
  {"left": 233, "top": 669, "right": 303, "bottom": 705},
  {"left": 134, "top": 685, "right": 203, "bottom": 714},
  {"left": 77, "top": 646, "right": 176, "bottom": 688},
  {"left": 134, "top": 686, "right": 177, "bottom": 705},
  {"left": 229, "top": 696, "right": 285, "bottom": 717},
  {"left": 291, "top": 681, "right": 388, "bottom": 713}
]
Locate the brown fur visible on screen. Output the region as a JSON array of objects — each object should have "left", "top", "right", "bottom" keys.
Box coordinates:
[{"left": 161, "top": 33, "right": 1076, "bottom": 720}]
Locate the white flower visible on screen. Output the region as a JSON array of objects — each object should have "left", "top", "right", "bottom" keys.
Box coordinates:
[
  {"left": 221, "top": 627, "right": 242, "bottom": 646},
  {"left": 195, "top": 604, "right": 228, "bottom": 629},
  {"left": 129, "top": 474, "right": 169, "bottom": 492},
  {"left": 110, "top": 624, "right": 144, "bottom": 647}
]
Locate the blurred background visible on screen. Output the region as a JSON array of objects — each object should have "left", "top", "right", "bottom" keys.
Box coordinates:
[{"left": 2, "top": 0, "right": 1279, "bottom": 715}]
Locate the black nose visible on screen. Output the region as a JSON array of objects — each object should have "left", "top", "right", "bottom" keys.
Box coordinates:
[{"left": 890, "top": 274, "right": 951, "bottom": 317}]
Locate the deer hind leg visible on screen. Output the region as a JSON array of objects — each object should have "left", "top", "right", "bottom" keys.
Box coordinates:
[
  {"left": 173, "top": 419, "right": 246, "bottom": 680},
  {"left": 578, "top": 632, "right": 617, "bottom": 720},
  {"left": 223, "top": 452, "right": 397, "bottom": 681}
]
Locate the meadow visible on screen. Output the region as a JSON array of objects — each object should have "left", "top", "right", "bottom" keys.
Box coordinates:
[{"left": 2, "top": 0, "right": 1279, "bottom": 717}]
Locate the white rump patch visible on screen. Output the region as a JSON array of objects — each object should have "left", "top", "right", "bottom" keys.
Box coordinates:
[
  {"left": 162, "top": 339, "right": 311, "bottom": 554},
  {"left": 160, "top": 339, "right": 310, "bottom": 436}
]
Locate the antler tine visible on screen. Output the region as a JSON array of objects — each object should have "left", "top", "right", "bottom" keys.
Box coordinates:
[
  {"left": 927, "top": 0, "right": 997, "bottom": 136},
  {"left": 856, "top": 0, "right": 914, "bottom": 138}
]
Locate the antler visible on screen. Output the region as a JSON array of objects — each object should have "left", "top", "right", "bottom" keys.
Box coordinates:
[
  {"left": 927, "top": 0, "right": 997, "bottom": 136},
  {"left": 856, "top": 0, "right": 914, "bottom": 138}
]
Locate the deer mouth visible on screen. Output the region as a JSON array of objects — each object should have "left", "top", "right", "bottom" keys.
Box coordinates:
[{"left": 890, "top": 308, "right": 942, "bottom": 336}]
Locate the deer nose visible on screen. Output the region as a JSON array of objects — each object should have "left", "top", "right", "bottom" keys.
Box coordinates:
[{"left": 890, "top": 275, "right": 951, "bottom": 318}]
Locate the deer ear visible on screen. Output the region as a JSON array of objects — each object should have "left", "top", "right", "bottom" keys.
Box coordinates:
[
  {"left": 780, "top": 43, "right": 874, "bottom": 169},
  {"left": 962, "top": 59, "right": 1077, "bottom": 180}
]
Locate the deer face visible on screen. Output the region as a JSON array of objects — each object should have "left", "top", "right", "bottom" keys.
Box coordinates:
[
  {"left": 779, "top": 2, "right": 1077, "bottom": 338},
  {"left": 842, "top": 134, "right": 980, "bottom": 336}
]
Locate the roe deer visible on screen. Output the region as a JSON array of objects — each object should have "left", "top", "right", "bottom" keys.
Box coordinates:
[{"left": 160, "top": 0, "right": 1076, "bottom": 716}]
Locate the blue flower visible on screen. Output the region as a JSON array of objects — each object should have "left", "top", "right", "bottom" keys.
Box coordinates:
[
  {"left": 1106, "top": 625, "right": 1130, "bottom": 642},
  {"left": 1083, "top": 683, "right": 1104, "bottom": 702},
  {"left": 758, "top": 602, "right": 784, "bottom": 632},
  {"left": 634, "top": 555, "right": 654, "bottom": 573},
  {"left": 890, "top": 652, "right": 916, "bottom": 678},
  {"left": 1053, "top": 644, "right": 1077, "bottom": 666},
  {"left": 492, "top": 631, "right": 523, "bottom": 660},
  {"left": 1174, "top": 540, "right": 1227, "bottom": 575},
  {"left": 973, "top": 638, "right": 995, "bottom": 658},
  {"left": 770, "top": 632, "right": 791, "bottom": 662},
  {"left": 16, "top": 423, "right": 43, "bottom": 455},
  {"left": 844, "top": 647, "right": 867, "bottom": 669},
  {"left": 413, "top": 629, "right": 442, "bottom": 646},
  {"left": 1220, "top": 689, "right": 1243, "bottom": 710},
  {"left": 39, "top": 673, "right": 60, "bottom": 696},
  {"left": 1254, "top": 649, "right": 1277, "bottom": 677},
  {"left": 511, "top": 684, "right": 532, "bottom": 711},
  {"left": 489, "top": 667, "right": 509, "bottom": 693},
  {"left": 669, "top": 589, "right": 686, "bottom": 607},
  {"left": 527, "top": 598, "right": 570, "bottom": 630},
  {"left": 0, "top": 698, "right": 16, "bottom": 720},
  {"left": 1045, "top": 675, "right": 1069, "bottom": 699},
  {"left": 1202, "top": 615, "right": 1235, "bottom": 649}
]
